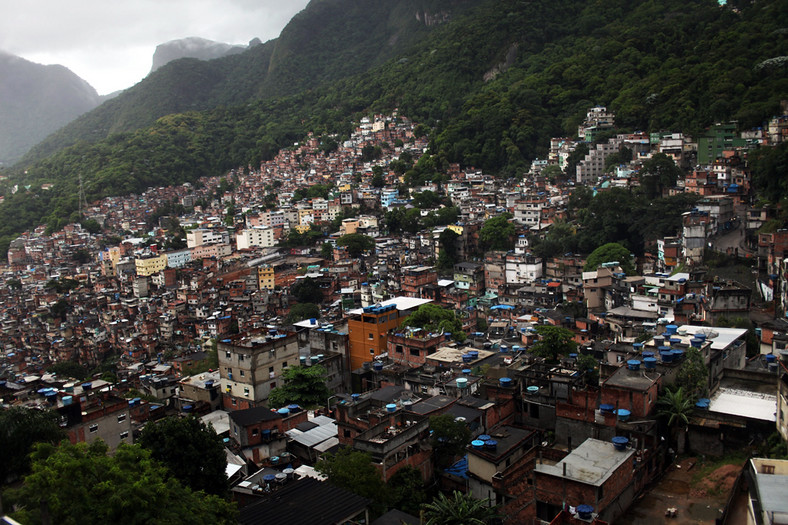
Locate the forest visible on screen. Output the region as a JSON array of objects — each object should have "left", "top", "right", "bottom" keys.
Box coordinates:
[{"left": 0, "top": 0, "right": 785, "bottom": 253}]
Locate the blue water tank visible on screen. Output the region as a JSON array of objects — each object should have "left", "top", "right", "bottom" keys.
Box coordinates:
[
  {"left": 665, "top": 324, "right": 678, "bottom": 335},
  {"left": 471, "top": 440, "right": 485, "bottom": 449},
  {"left": 599, "top": 404, "right": 614, "bottom": 413},
  {"left": 277, "top": 407, "right": 290, "bottom": 415},
  {"left": 616, "top": 409, "right": 631, "bottom": 421},
  {"left": 386, "top": 403, "right": 397, "bottom": 413},
  {"left": 766, "top": 354, "right": 777, "bottom": 363},
  {"left": 627, "top": 360, "right": 641, "bottom": 371},
  {"left": 484, "top": 440, "right": 498, "bottom": 450},
  {"left": 577, "top": 504, "right": 594, "bottom": 519},
  {"left": 499, "top": 377, "right": 513, "bottom": 388},
  {"left": 643, "top": 357, "right": 657, "bottom": 370},
  {"left": 611, "top": 436, "right": 629, "bottom": 450}
]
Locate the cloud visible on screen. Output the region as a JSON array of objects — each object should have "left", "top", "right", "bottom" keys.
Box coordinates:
[{"left": 0, "top": 0, "right": 309, "bottom": 94}]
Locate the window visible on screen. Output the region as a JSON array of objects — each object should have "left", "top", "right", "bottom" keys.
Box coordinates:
[
  {"left": 344, "top": 429, "right": 351, "bottom": 438},
  {"left": 395, "top": 345, "right": 403, "bottom": 354},
  {"left": 269, "top": 366, "right": 274, "bottom": 373},
  {"left": 239, "top": 370, "right": 245, "bottom": 377},
  {"left": 370, "top": 348, "right": 375, "bottom": 354},
  {"left": 368, "top": 332, "right": 374, "bottom": 340},
  {"left": 120, "top": 431, "right": 129, "bottom": 440},
  {"left": 225, "top": 351, "right": 231, "bottom": 358},
  {"left": 244, "top": 387, "right": 249, "bottom": 396},
  {"left": 410, "top": 348, "right": 420, "bottom": 357},
  {"left": 252, "top": 428, "right": 258, "bottom": 436},
  {"left": 89, "top": 424, "right": 98, "bottom": 433},
  {"left": 238, "top": 354, "right": 245, "bottom": 362},
  {"left": 270, "top": 382, "right": 276, "bottom": 389},
  {"left": 282, "top": 361, "right": 288, "bottom": 368},
  {"left": 763, "top": 464, "right": 775, "bottom": 474},
  {"left": 117, "top": 414, "right": 126, "bottom": 423}
]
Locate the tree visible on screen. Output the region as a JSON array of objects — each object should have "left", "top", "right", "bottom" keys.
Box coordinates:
[
  {"left": 583, "top": 242, "right": 634, "bottom": 275},
  {"left": 371, "top": 170, "right": 385, "bottom": 188},
  {"left": 47, "top": 360, "right": 89, "bottom": 381},
  {"left": 267, "top": 365, "right": 332, "bottom": 409},
  {"left": 0, "top": 407, "right": 66, "bottom": 483},
  {"left": 387, "top": 466, "right": 427, "bottom": 516},
  {"left": 49, "top": 298, "right": 70, "bottom": 319},
  {"left": 291, "top": 277, "right": 324, "bottom": 304},
  {"left": 320, "top": 242, "right": 334, "bottom": 260},
  {"left": 7, "top": 441, "right": 236, "bottom": 525},
  {"left": 315, "top": 448, "right": 388, "bottom": 514},
  {"left": 137, "top": 415, "right": 228, "bottom": 496},
  {"left": 422, "top": 490, "right": 500, "bottom": 525},
  {"left": 436, "top": 229, "right": 460, "bottom": 271},
  {"left": 402, "top": 303, "right": 466, "bottom": 342},
  {"left": 657, "top": 387, "right": 695, "bottom": 454},
  {"left": 286, "top": 302, "right": 320, "bottom": 324},
  {"left": 576, "top": 354, "right": 599, "bottom": 387},
  {"left": 530, "top": 325, "right": 577, "bottom": 363},
  {"left": 336, "top": 233, "right": 375, "bottom": 258},
  {"left": 565, "top": 143, "right": 590, "bottom": 180},
  {"left": 638, "top": 153, "right": 682, "bottom": 199},
  {"left": 430, "top": 414, "right": 471, "bottom": 469},
  {"left": 479, "top": 213, "right": 515, "bottom": 251},
  {"left": 674, "top": 347, "right": 708, "bottom": 398}
]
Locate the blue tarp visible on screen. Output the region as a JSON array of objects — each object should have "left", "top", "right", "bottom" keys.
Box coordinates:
[
  {"left": 490, "top": 304, "right": 514, "bottom": 311},
  {"left": 444, "top": 455, "right": 468, "bottom": 479}
]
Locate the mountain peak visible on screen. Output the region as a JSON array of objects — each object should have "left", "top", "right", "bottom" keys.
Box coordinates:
[{"left": 150, "top": 37, "right": 248, "bottom": 73}]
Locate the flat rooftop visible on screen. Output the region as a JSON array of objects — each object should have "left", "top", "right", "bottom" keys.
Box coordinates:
[
  {"left": 347, "top": 297, "right": 432, "bottom": 315},
  {"left": 535, "top": 438, "right": 634, "bottom": 487},
  {"left": 603, "top": 366, "right": 659, "bottom": 391},
  {"left": 708, "top": 387, "right": 776, "bottom": 422}
]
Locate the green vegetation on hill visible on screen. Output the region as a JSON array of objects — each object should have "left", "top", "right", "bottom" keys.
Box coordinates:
[{"left": 1, "top": 0, "right": 786, "bottom": 252}]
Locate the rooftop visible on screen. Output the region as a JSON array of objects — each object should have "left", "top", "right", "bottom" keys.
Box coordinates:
[
  {"left": 347, "top": 296, "right": 431, "bottom": 315},
  {"left": 708, "top": 387, "right": 776, "bottom": 422},
  {"left": 535, "top": 438, "right": 634, "bottom": 487},
  {"left": 238, "top": 477, "right": 369, "bottom": 525}
]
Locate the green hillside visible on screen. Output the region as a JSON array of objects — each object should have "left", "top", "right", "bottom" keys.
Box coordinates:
[
  {"left": 21, "top": 0, "right": 477, "bottom": 165},
  {"left": 1, "top": 0, "right": 786, "bottom": 253}
]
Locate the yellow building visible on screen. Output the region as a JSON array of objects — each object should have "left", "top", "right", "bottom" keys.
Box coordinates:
[
  {"left": 135, "top": 254, "right": 167, "bottom": 277},
  {"left": 258, "top": 264, "right": 275, "bottom": 290},
  {"left": 446, "top": 224, "right": 464, "bottom": 235}
]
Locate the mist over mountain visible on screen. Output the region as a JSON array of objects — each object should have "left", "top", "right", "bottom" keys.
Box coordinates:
[
  {"left": 0, "top": 51, "right": 101, "bottom": 165},
  {"left": 150, "top": 37, "right": 248, "bottom": 73}
]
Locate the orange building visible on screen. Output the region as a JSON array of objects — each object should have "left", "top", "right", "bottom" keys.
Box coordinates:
[{"left": 346, "top": 297, "right": 431, "bottom": 370}]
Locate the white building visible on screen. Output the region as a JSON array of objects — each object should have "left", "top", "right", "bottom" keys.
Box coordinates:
[{"left": 236, "top": 226, "right": 275, "bottom": 251}]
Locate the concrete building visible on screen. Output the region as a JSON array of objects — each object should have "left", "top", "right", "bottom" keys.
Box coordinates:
[
  {"left": 237, "top": 226, "right": 275, "bottom": 250},
  {"left": 346, "top": 297, "right": 431, "bottom": 371},
  {"left": 218, "top": 329, "right": 300, "bottom": 410},
  {"left": 534, "top": 438, "right": 641, "bottom": 523}
]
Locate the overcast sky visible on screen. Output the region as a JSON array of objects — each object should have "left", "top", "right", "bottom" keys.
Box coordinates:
[{"left": 0, "top": 0, "right": 311, "bottom": 95}]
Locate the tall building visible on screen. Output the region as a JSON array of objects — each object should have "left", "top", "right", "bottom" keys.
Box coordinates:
[
  {"left": 218, "top": 329, "right": 299, "bottom": 411},
  {"left": 346, "top": 297, "right": 431, "bottom": 370}
]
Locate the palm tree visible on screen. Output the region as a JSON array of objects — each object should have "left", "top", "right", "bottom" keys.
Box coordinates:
[
  {"left": 422, "top": 491, "right": 501, "bottom": 525},
  {"left": 657, "top": 387, "right": 695, "bottom": 454}
]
